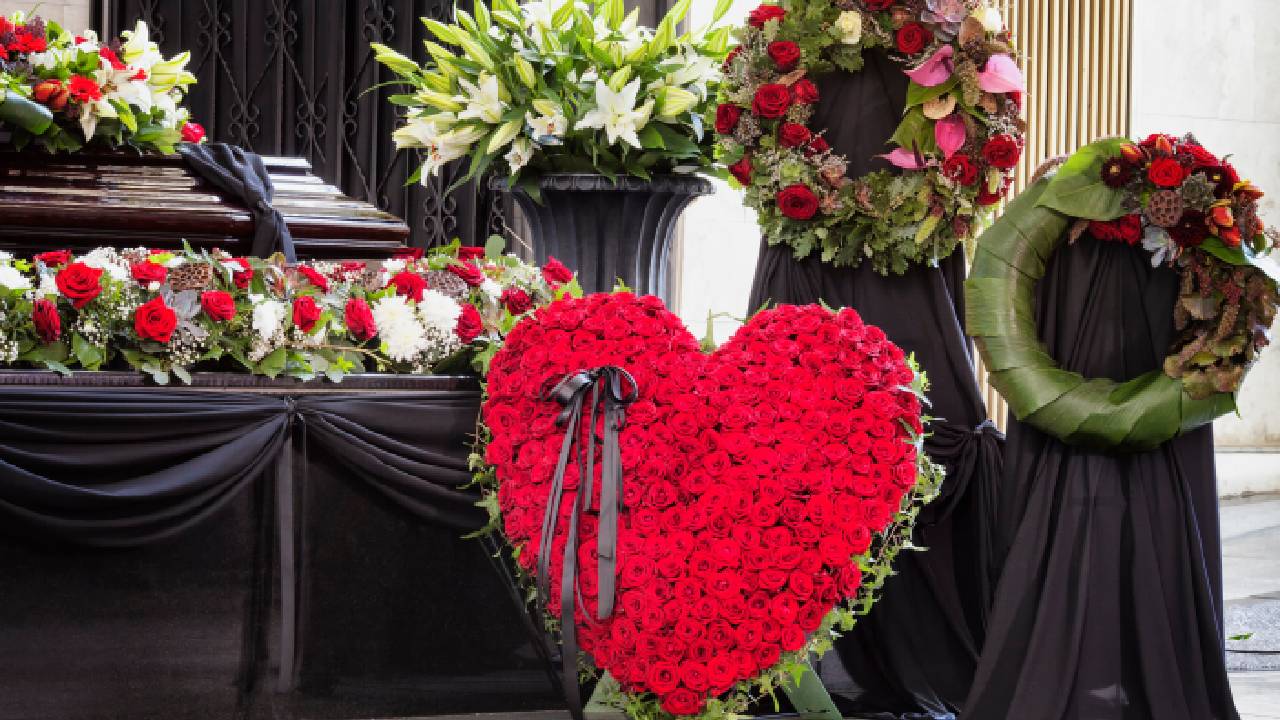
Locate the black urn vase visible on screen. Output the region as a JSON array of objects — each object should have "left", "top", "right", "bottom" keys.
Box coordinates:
[{"left": 493, "top": 173, "right": 714, "bottom": 302}]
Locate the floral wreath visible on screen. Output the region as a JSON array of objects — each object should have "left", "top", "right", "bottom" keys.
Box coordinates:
[
  {"left": 967, "top": 135, "right": 1280, "bottom": 451},
  {"left": 717, "top": 0, "right": 1025, "bottom": 275}
]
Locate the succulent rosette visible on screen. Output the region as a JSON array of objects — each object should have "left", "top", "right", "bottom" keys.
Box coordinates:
[
  {"left": 0, "top": 13, "right": 202, "bottom": 153},
  {"left": 718, "top": 0, "right": 1026, "bottom": 274}
]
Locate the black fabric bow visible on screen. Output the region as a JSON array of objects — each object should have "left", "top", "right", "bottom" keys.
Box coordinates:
[
  {"left": 537, "top": 367, "right": 637, "bottom": 720},
  {"left": 179, "top": 142, "right": 297, "bottom": 262}
]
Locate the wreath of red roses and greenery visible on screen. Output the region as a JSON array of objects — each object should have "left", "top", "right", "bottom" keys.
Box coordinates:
[{"left": 716, "top": 0, "right": 1026, "bottom": 274}]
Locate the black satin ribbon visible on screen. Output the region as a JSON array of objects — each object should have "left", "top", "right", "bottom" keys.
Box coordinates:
[
  {"left": 537, "top": 367, "right": 637, "bottom": 720},
  {"left": 179, "top": 142, "right": 297, "bottom": 262}
]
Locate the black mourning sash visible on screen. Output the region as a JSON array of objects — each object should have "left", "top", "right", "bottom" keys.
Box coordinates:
[{"left": 537, "top": 367, "right": 637, "bottom": 720}]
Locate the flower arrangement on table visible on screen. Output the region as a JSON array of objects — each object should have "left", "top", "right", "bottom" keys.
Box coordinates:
[
  {"left": 0, "top": 240, "right": 579, "bottom": 384},
  {"left": 372, "top": 0, "right": 735, "bottom": 195},
  {"left": 718, "top": 0, "right": 1026, "bottom": 274},
  {"left": 0, "top": 13, "right": 202, "bottom": 153}
]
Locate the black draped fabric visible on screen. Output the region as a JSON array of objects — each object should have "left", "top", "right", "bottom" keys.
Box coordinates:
[
  {"left": 180, "top": 142, "right": 297, "bottom": 262},
  {"left": 748, "top": 50, "right": 1002, "bottom": 719},
  {"left": 963, "top": 238, "right": 1240, "bottom": 720}
]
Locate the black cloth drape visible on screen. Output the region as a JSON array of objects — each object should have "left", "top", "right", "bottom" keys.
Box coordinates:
[
  {"left": 963, "top": 237, "right": 1240, "bottom": 720},
  {"left": 747, "top": 50, "right": 1002, "bottom": 719},
  {"left": 180, "top": 143, "right": 297, "bottom": 262}
]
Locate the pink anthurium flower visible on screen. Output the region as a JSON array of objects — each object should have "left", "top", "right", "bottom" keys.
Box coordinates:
[
  {"left": 905, "top": 45, "right": 955, "bottom": 87},
  {"left": 978, "top": 54, "right": 1026, "bottom": 94},
  {"left": 879, "top": 148, "right": 929, "bottom": 169},
  {"left": 935, "top": 114, "right": 967, "bottom": 159}
]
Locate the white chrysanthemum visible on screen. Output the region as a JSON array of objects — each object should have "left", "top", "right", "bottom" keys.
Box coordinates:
[
  {"left": 417, "top": 289, "right": 463, "bottom": 335},
  {"left": 251, "top": 298, "right": 286, "bottom": 341},
  {"left": 479, "top": 278, "right": 503, "bottom": 299},
  {"left": 372, "top": 295, "right": 426, "bottom": 362},
  {"left": 0, "top": 264, "right": 30, "bottom": 291},
  {"left": 80, "top": 247, "right": 130, "bottom": 282}
]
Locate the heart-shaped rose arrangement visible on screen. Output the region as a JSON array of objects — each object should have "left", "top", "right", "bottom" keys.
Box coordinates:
[{"left": 479, "top": 294, "right": 940, "bottom": 718}]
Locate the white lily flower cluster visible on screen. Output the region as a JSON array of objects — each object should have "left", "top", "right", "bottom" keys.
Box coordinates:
[{"left": 374, "top": 0, "right": 732, "bottom": 186}]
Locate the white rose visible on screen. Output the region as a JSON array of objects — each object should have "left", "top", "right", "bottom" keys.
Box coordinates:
[
  {"left": 251, "top": 299, "right": 286, "bottom": 341},
  {"left": 976, "top": 6, "right": 1004, "bottom": 33},
  {"left": 835, "top": 11, "right": 863, "bottom": 45}
]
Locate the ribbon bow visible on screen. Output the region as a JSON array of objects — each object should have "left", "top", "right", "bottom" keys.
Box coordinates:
[{"left": 537, "top": 366, "right": 637, "bottom": 719}]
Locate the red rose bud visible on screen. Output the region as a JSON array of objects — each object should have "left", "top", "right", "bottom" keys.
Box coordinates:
[
  {"left": 388, "top": 271, "right": 427, "bottom": 302},
  {"left": 792, "top": 79, "right": 819, "bottom": 105},
  {"left": 36, "top": 250, "right": 72, "bottom": 267},
  {"left": 777, "top": 184, "right": 820, "bottom": 220},
  {"left": 457, "top": 246, "right": 486, "bottom": 261},
  {"left": 805, "top": 137, "right": 830, "bottom": 156},
  {"left": 292, "top": 295, "right": 322, "bottom": 333},
  {"left": 729, "top": 155, "right": 753, "bottom": 185},
  {"left": 747, "top": 4, "right": 786, "bottom": 28},
  {"left": 865, "top": 0, "right": 895, "bottom": 9},
  {"left": 344, "top": 297, "right": 377, "bottom": 341},
  {"left": 778, "top": 122, "right": 812, "bottom": 148},
  {"left": 767, "top": 40, "right": 802, "bottom": 70},
  {"left": 722, "top": 46, "right": 742, "bottom": 70},
  {"left": 134, "top": 296, "right": 178, "bottom": 343},
  {"left": 751, "top": 83, "right": 792, "bottom": 119},
  {"left": 448, "top": 260, "right": 485, "bottom": 287},
  {"left": 32, "top": 298, "right": 61, "bottom": 344},
  {"left": 542, "top": 257, "right": 574, "bottom": 285},
  {"left": 180, "top": 122, "right": 206, "bottom": 144},
  {"left": 55, "top": 262, "right": 104, "bottom": 309},
  {"left": 896, "top": 22, "right": 932, "bottom": 54},
  {"left": 1147, "top": 157, "right": 1188, "bottom": 188},
  {"left": 200, "top": 290, "right": 236, "bottom": 322},
  {"left": 942, "top": 155, "right": 979, "bottom": 186},
  {"left": 976, "top": 181, "right": 1008, "bottom": 206},
  {"left": 500, "top": 287, "right": 533, "bottom": 315},
  {"left": 455, "top": 303, "right": 483, "bottom": 343},
  {"left": 982, "top": 134, "right": 1021, "bottom": 169},
  {"left": 231, "top": 258, "right": 254, "bottom": 289},
  {"left": 130, "top": 261, "right": 168, "bottom": 286},
  {"left": 297, "top": 265, "right": 330, "bottom": 292},
  {"left": 714, "top": 103, "right": 742, "bottom": 135},
  {"left": 32, "top": 79, "right": 68, "bottom": 111}
]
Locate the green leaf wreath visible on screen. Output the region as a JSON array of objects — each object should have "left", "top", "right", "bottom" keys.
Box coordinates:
[
  {"left": 716, "top": 0, "right": 1025, "bottom": 274},
  {"left": 966, "top": 135, "right": 1280, "bottom": 452}
]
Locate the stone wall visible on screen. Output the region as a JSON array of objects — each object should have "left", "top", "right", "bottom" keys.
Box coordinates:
[{"left": 0, "top": 0, "right": 93, "bottom": 32}]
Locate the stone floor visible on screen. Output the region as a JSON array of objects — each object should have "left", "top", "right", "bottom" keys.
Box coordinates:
[{"left": 1224, "top": 494, "right": 1280, "bottom": 720}]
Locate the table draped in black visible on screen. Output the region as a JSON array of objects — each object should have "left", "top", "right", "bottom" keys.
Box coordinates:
[
  {"left": 962, "top": 237, "right": 1241, "bottom": 720},
  {"left": 0, "top": 376, "right": 561, "bottom": 720},
  {"left": 748, "top": 50, "right": 1003, "bottom": 719}
]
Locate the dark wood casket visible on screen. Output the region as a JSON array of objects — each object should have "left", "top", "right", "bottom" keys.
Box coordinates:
[{"left": 0, "top": 152, "right": 410, "bottom": 258}]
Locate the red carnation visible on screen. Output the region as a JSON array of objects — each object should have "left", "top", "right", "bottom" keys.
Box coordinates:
[
  {"left": 67, "top": 75, "right": 103, "bottom": 103},
  {"left": 388, "top": 271, "right": 427, "bottom": 302},
  {"left": 942, "top": 155, "right": 979, "bottom": 186},
  {"left": 1088, "top": 214, "right": 1143, "bottom": 245},
  {"left": 1148, "top": 157, "right": 1188, "bottom": 188},
  {"left": 715, "top": 103, "right": 742, "bottom": 135},
  {"left": 292, "top": 296, "right": 322, "bottom": 333},
  {"left": 501, "top": 287, "right": 533, "bottom": 315},
  {"left": 36, "top": 250, "right": 71, "bottom": 267},
  {"left": 134, "top": 296, "right": 178, "bottom": 343},
  {"left": 748, "top": 4, "right": 786, "bottom": 27},
  {"left": 456, "top": 303, "right": 484, "bottom": 343},
  {"left": 448, "top": 260, "right": 485, "bottom": 287},
  {"left": 200, "top": 290, "right": 236, "bottom": 322},
  {"left": 231, "top": 258, "right": 254, "bottom": 289},
  {"left": 298, "top": 265, "right": 330, "bottom": 292},
  {"left": 778, "top": 122, "right": 812, "bottom": 148},
  {"left": 792, "top": 78, "right": 820, "bottom": 105},
  {"left": 752, "top": 83, "right": 792, "bottom": 119},
  {"left": 130, "top": 261, "right": 168, "bottom": 286},
  {"left": 99, "top": 47, "right": 126, "bottom": 70},
  {"left": 767, "top": 40, "right": 802, "bottom": 70},
  {"left": 344, "top": 297, "right": 377, "bottom": 341},
  {"left": 896, "top": 22, "right": 932, "bottom": 55},
  {"left": 181, "top": 122, "right": 206, "bottom": 144},
  {"left": 982, "top": 134, "right": 1022, "bottom": 170},
  {"left": 542, "top": 257, "right": 574, "bottom": 285},
  {"left": 729, "top": 155, "right": 753, "bottom": 185},
  {"left": 55, "top": 262, "right": 103, "bottom": 309},
  {"left": 32, "top": 299, "right": 60, "bottom": 344},
  {"left": 777, "top": 184, "right": 820, "bottom": 220}
]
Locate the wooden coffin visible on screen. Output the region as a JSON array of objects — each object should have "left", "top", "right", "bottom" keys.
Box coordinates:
[{"left": 0, "top": 151, "right": 411, "bottom": 259}]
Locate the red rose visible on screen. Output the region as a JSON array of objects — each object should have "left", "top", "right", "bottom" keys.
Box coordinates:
[
  {"left": 231, "top": 258, "right": 254, "bottom": 289},
  {"left": 748, "top": 4, "right": 786, "bottom": 27},
  {"left": 729, "top": 155, "right": 753, "bottom": 185},
  {"left": 292, "top": 296, "right": 322, "bottom": 333},
  {"left": 806, "top": 136, "right": 830, "bottom": 155},
  {"left": 1148, "top": 157, "right": 1188, "bottom": 188},
  {"left": 36, "top": 250, "right": 71, "bottom": 268},
  {"left": 1088, "top": 214, "right": 1143, "bottom": 245},
  {"left": 542, "top": 257, "right": 574, "bottom": 285},
  {"left": 723, "top": 46, "right": 742, "bottom": 69},
  {"left": 345, "top": 297, "right": 377, "bottom": 341},
  {"left": 777, "top": 184, "right": 820, "bottom": 221},
  {"left": 456, "top": 303, "right": 483, "bottom": 343},
  {"left": 32, "top": 298, "right": 60, "bottom": 344},
  {"left": 864, "top": 0, "right": 894, "bottom": 8},
  {"left": 134, "top": 296, "right": 178, "bottom": 343},
  {"left": 752, "top": 83, "right": 792, "bottom": 119},
  {"left": 896, "top": 22, "right": 932, "bottom": 54},
  {"left": 715, "top": 103, "right": 742, "bottom": 135},
  {"left": 778, "top": 122, "right": 812, "bottom": 148},
  {"left": 1184, "top": 142, "right": 1220, "bottom": 169},
  {"left": 976, "top": 180, "right": 1008, "bottom": 206},
  {"left": 768, "top": 40, "right": 802, "bottom": 70},
  {"left": 55, "top": 262, "right": 103, "bottom": 309},
  {"left": 942, "top": 155, "right": 979, "bottom": 186},
  {"left": 501, "top": 287, "right": 533, "bottom": 315},
  {"left": 200, "top": 290, "right": 236, "bottom": 322},
  {"left": 298, "top": 265, "right": 330, "bottom": 291},
  {"left": 661, "top": 688, "right": 704, "bottom": 716},
  {"left": 458, "top": 246, "right": 486, "bottom": 261},
  {"left": 646, "top": 661, "right": 681, "bottom": 695},
  {"left": 792, "top": 78, "right": 819, "bottom": 105},
  {"left": 130, "top": 261, "right": 168, "bottom": 286},
  {"left": 181, "top": 122, "right": 206, "bottom": 144},
  {"left": 982, "top": 134, "right": 1022, "bottom": 169},
  {"left": 448, "top": 260, "right": 485, "bottom": 287},
  {"left": 388, "top": 271, "right": 427, "bottom": 302}
]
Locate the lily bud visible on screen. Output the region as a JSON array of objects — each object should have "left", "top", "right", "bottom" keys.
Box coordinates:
[
  {"left": 532, "top": 99, "right": 562, "bottom": 118},
  {"left": 515, "top": 56, "right": 538, "bottom": 89},
  {"left": 654, "top": 86, "right": 697, "bottom": 120},
  {"left": 416, "top": 89, "right": 465, "bottom": 113},
  {"left": 372, "top": 43, "right": 421, "bottom": 77},
  {"left": 486, "top": 119, "right": 523, "bottom": 154}
]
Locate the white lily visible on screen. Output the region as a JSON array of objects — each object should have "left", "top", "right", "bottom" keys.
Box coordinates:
[
  {"left": 456, "top": 73, "right": 507, "bottom": 125},
  {"left": 526, "top": 109, "right": 568, "bottom": 140},
  {"left": 79, "top": 97, "right": 118, "bottom": 142},
  {"left": 120, "top": 20, "right": 164, "bottom": 71},
  {"left": 505, "top": 138, "right": 536, "bottom": 173},
  {"left": 575, "top": 79, "right": 650, "bottom": 148},
  {"left": 393, "top": 113, "right": 474, "bottom": 180}
]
